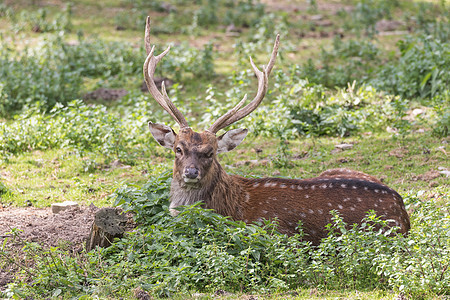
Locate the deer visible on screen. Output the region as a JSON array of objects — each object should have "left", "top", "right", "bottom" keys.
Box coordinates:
[{"left": 142, "top": 17, "right": 410, "bottom": 245}]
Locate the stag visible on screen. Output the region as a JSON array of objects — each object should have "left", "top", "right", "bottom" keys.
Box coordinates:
[{"left": 143, "top": 17, "right": 410, "bottom": 245}]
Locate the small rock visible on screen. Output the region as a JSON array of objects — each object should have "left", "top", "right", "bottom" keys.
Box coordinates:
[
  {"left": 375, "top": 19, "right": 404, "bottom": 32},
  {"left": 386, "top": 126, "right": 398, "bottom": 133},
  {"left": 335, "top": 143, "right": 353, "bottom": 150},
  {"left": 226, "top": 24, "right": 242, "bottom": 33},
  {"left": 411, "top": 108, "right": 424, "bottom": 116},
  {"left": 439, "top": 170, "right": 450, "bottom": 177},
  {"left": 52, "top": 201, "right": 79, "bottom": 214},
  {"left": 315, "top": 20, "right": 333, "bottom": 27},
  {"left": 310, "top": 14, "right": 323, "bottom": 21}
]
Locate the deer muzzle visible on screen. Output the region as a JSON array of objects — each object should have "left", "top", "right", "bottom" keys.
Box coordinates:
[{"left": 183, "top": 167, "right": 200, "bottom": 183}]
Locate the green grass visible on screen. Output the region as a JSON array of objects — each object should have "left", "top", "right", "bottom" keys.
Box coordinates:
[
  {"left": 2, "top": 131, "right": 447, "bottom": 208},
  {"left": 0, "top": 0, "right": 449, "bottom": 298}
]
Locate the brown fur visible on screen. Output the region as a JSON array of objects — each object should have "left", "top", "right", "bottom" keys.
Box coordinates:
[{"left": 166, "top": 129, "right": 410, "bottom": 245}]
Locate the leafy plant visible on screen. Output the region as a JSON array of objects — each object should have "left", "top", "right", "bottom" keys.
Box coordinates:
[
  {"left": 369, "top": 36, "right": 450, "bottom": 99},
  {"left": 4, "top": 171, "right": 449, "bottom": 299}
]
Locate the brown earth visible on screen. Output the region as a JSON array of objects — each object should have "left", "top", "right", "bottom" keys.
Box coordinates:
[{"left": 0, "top": 205, "right": 98, "bottom": 288}]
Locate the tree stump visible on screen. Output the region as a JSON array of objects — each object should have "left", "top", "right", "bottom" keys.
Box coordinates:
[{"left": 86, "top": 207, "right": 128, "bottom": 252}]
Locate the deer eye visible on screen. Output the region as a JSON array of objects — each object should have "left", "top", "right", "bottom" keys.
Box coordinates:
[
  {"left": 175, "top": 147, "right": 182, "bottom": 154},
  {"left": 206, "top": 151, "right": 214, "bottom": 158}
]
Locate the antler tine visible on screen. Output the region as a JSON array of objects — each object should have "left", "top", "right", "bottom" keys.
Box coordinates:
[
  {"left": 145, "top": 16, "right": 152, "bottom": 55},
  {"left": 143, "top": 17, "right": 189, "bottom": 129},
  {"left": 208, "top": 34, "right": 280, "bottom": 134}
]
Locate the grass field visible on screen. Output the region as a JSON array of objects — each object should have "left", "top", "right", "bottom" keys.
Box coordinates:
[{"left": 0, "top": 0, "right": 449, "bottom": 298}]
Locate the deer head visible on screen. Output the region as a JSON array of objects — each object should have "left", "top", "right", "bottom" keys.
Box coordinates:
[{"left": 144, "top": 17, "right": 279, "bottom": 189}]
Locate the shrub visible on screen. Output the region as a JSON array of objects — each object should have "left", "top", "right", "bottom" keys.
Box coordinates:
[
  {"left": 0, "top": 38, "right": 82, "bottom": 115},
  {"left": 369, "top": 36, "right": 450, "bottom": 99},
  {"left": 0, "top": 100, "right": 155, "bottom": 163},
  {"left": 0, "top": 31, "right": 216, "bottom": 116}
]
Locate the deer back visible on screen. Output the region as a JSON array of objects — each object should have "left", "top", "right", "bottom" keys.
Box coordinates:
[{"left": 237, "top": 172, "right": 409, "bottom": 245}]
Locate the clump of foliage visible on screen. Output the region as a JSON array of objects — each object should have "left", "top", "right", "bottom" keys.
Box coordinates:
[
  {"left": 301, "top": 38, "right": 381, "bottom": 88},
  {"left": 4, "top": 4, "right": 73, "bottom": 33},
  {"left": 199, "top": 70, "right": 409, "bottom": 139},
  {"left": 431, "top": 91, "right": 450, "bottom": 137},
  {"left": 119, "top": 0, "right": 266, "bottom": 34},
  {"left": 369, "top": 36, "right": 450, "bottom": 99},
  {"left": 297, "top": 34, "right": 449, "bottom": 100},
  {"left": 0, "top": 31, "right": 215, "bottom": 116},
  {"left": 338, "top": 0, "right": 400, "bottom": 37},
  {"left": 3, "top": 172, "right": 449, "bottom": 299},
  {"left": 0, "top": 100, "right": 155, "bottom": 163},
  {"left": 0, "top": 36, "right": 82, "bottom": 115}
]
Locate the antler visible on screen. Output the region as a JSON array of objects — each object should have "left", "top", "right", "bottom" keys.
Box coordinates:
[
  {"left": 143, "top": 17, "right": 189, "bottom": 129},
  {"left": 208, "top": 34, "right": 280, "bottom": 134}
]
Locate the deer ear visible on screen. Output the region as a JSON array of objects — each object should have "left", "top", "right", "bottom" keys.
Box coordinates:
[
  {"left": 148, "top": 122, "right": 176, "bottom": 149},
  {"left": 217, "top": 128, "right": 248, "bottom": 153}
]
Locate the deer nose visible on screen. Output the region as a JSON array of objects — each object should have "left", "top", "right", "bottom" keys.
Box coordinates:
[{"left": 184, "top": 167, "right": 199, "bottom": 179}]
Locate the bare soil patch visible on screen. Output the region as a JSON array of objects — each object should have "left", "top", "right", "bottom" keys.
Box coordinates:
[{"left": 0, "top": 205, "right": 98, "bottom": 288}]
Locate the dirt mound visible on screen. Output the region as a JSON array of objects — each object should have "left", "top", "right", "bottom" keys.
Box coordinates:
[{"left": 0, "top": 205, "right": 98, "bottom": 288}]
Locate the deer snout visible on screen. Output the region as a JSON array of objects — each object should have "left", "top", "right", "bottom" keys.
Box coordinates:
[{"left": 183, "top": 166, "right": 200, "bottom": 183}]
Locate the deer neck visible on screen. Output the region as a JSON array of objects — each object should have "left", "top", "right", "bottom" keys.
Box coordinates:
[{"left": 169, "top": 159, "right": 244, "bottom": 218}]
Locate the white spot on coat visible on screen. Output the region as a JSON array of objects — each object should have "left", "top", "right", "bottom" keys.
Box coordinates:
[
  {"left": 338, "top": 204, "right": 343, "bottom": 209},
  {"left": 341, "top": 184, "right": 347, "bottom": 188},
  {"left": 308, "top": 209, "right": 314, "bottom": 214}
]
